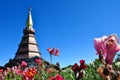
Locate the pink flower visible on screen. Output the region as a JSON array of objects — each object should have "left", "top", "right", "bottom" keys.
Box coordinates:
[
  {"left": 94, "top": 36, "right": 107, "bottom": 58},
  {"left": 47, "top": 48, "right": 51, "bottom": 52},
  {"left": 47, "top": 48, "right": 60, "bottom": 56},
  {"left": 54, "top": 49, "right": 59, "bottom": 56},
  {"left": 16, "top": 69, "right": 22, "bottom": 75},
  {"left": 56, "top": 74, "right": 64, "bottom": 80},
  {"left": 21, "top": 61, "right": 27, "bottom": 67},
  {"left": 94, "top": 34, "right": 120, "bottom": 64},
  {"left": 50, "top": 48, "right": 55, "bottom": 54},
  {"left": 105, "top": 34, "right": 120, "bottom": 64},
  {"left": 35, "top": 58, "right": 41, "bottom": 64}
]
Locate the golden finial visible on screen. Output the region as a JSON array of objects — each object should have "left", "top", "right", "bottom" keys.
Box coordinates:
[{"left": 26, "top": 7, "right": 33, "bottom": 28}]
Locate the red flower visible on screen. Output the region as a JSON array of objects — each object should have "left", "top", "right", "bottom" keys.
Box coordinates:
[
  {"left": 35, "top": 58, "right": 42, "bottom": 65},
  {"left": 49, "top": 74, "right": 64, "bottom": 80},
  {"left": 22, "top": 68, "right": 37, "bottom": 80},
  {"left": 0, "top": 69, "right": 3, "bottom": 73},
  {"left": 80, "top": 60, "right": 85, "bottom": 65},
  {"left": 72, "top": 60, "right": 87, "bottom": 80},
  {"left": 80, "top": 60, "right": 87, "bottom": 69},
  {"left": 49, "top": 76, "right": 56, "bottom": 80},
  {"left": 56, "top": 74, "right": 64, "bottom": 80},
  {"left": 72, "top": 63, "right": 79, "bottom": 73}
]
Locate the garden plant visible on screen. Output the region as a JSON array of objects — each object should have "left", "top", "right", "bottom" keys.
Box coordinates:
[{"left": 0, "top": 34, "right": 120, "bottom": 80}]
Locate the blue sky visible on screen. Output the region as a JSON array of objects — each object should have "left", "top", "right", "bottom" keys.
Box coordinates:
[{"left": 0, "top": 0, "right": 120, "bottom": 67}]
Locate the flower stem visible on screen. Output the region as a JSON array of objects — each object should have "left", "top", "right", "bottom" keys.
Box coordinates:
[{"left": 50, "top": 54, "right": 52, "bottom": 64}]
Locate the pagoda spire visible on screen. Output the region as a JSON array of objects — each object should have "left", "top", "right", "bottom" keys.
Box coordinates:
[
  {"left": 12, "top": 7, "right": 41, "bottom": 67},
  {"left": 26, "top": 7, "right": 33, "bottom": 28},
  {"left": 4, "top": 7, "right": 49, "bottom": 68}
]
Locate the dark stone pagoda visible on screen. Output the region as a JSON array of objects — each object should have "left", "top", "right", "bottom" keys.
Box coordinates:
[{"left": 5, "top": 8, "right": 42, "bottom": 67}]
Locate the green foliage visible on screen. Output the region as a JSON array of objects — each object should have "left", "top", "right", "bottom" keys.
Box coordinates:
[
  {"left": 5, "top": 72, "right": 22, "bottom": 80},
  {"left": 61, "top": 65, "right": 73, "bottom": 70},
  {"left": 60, "top": 68, "right": 74, "bottom": 80},
  {"left": 2, "top": 58, "right": 120, "bottom": 80},
  {"left": 83, "top": 59, "right": 104, "bottom": 80}
]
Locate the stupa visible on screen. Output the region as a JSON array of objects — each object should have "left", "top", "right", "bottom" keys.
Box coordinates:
[{"left": 5, "top": 7, "right": 42, "bottom": 67}]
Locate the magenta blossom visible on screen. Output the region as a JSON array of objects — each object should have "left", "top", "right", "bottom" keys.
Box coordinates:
[
  {"left": 105, "top": 34, "right": 120, "bottom": 64},
  {"left": 49, "top": 74, "right": 64, "bottom": 80},
  {"left": 47, "top": 48, "right": 60, "bottom": 64},
  {"left": 94, "top": 34, "right": 120, "bottom": 64},
  {"left": 21, "top": 61, "right": 27, "bottom": 67},
  {"left": 47, "top": 48, "right": 59, "bottom": 56},
  {"left": 35, "top": 58, "right": 42, "bottom": 66},
  {"left": 94, "top": 35, "right": 107, "bottom": 58}
]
